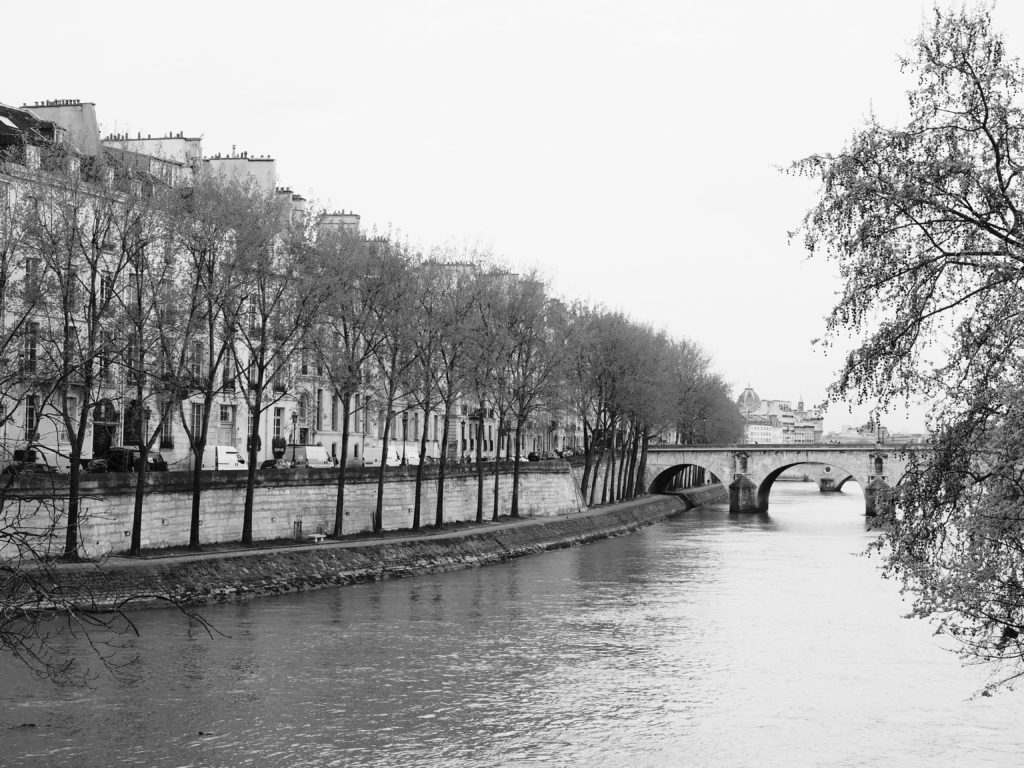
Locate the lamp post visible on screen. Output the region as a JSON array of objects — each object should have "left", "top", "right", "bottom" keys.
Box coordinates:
[
  {"left": 291, "top": 411, "right": 298, "bottom": 445},
  {"left": 702, "top": 417, "right": 707, "bottom": 444}
]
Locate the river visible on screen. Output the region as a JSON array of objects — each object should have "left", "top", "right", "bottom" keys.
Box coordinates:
[{"left": 2, "top": 483, "right": 1023, "bottom": 767}]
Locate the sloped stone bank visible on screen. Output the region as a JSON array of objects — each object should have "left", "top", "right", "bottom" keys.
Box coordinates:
[{"left": 52, "top": 494, "right": 691, "bottom": 611}]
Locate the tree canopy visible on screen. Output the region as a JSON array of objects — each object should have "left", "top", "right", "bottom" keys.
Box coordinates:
[{"left": 794, "top": 5, "right": 1024, "bottom": 692}]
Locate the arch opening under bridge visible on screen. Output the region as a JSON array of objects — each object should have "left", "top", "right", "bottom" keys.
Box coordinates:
[
  {"left": 649, "top": 463, "right": 722, "bottom": 494},
  {"left": 756, "top": 461, "right": 861, "bottom": 511}
]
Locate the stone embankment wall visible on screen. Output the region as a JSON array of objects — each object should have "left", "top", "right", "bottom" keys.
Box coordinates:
[
  {"left": 53, "top": 494, "right": 691, "bottom": 610},
  {"left": 4, "top": 463, "right": 583, "bottom": 559}
]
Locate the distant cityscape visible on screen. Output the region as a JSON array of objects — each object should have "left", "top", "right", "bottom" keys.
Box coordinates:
[{"left": 737, "top": 386, "right": 928, "bottom": 445}]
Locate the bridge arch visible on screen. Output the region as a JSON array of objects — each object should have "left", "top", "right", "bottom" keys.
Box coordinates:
[
  {"left": 755, "top": 461, "right": 860, "bottom": 512},
  {"left": 649, "top": 463, "right": 722, "bottom": 494},
  {"left": 836, "top": 474, "right": 858, "bottom": 492}
]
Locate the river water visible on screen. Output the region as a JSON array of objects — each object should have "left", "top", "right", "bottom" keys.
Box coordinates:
[{"left": 3, "top": 483, "right": 1023, "bottom": 767}]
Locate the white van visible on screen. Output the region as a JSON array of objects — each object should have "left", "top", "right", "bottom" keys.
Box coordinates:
[
  {"left": 201, "top": 445, "right": 247, "bottom": 471},
  {"left": 285, "top": 444, "right": 334, "bottom": 468}
]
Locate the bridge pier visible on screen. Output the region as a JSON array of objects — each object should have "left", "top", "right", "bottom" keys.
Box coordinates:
[
  {"left": 818, "top": 476, "right": 841, "bottom": 493},
  {"left": 729, "top": 475, "right": 759, "bottom": 513},
  {"left": 863, "top": 477, "right": 892, "bottom": 517}
]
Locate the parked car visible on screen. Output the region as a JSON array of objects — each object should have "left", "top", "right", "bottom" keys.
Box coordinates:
[
  {"left": 201, "top": 445, "right": 247, "bottom": 471},
  {"left": 2, "top": 461, "right": 61, "bottom": 477},
  {"left": 527, "top": 451, "right": 540, "bottom": 462},
  {"left": 260, "top": 458, "right": 293, "bottom": 470},
  {"left": 284, "top": 444, "right": 333, "bottom": 468},
  {"left": 89, "top": 447, "right": 169, "bottom": 473}
]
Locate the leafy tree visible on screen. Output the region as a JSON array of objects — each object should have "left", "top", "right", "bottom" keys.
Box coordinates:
[{"left": 794, "top": 6, "right": 1024, "bottom": 691}]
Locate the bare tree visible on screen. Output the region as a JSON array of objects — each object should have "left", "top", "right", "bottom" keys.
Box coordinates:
[
  {"left": 366, "top": 240, "right": 416, "bottom": 534},
  {"left": 165, "top": 174, "right": 249, "bottom": 550},
  {"left": 232, "top": 192, "right": 331, "bottom": 545},
  {"left": 428, "top": 256, "right": 482, "bottom": 528},
  {"left": 313, "top": 227, "right": 387, "bottom": 536}
]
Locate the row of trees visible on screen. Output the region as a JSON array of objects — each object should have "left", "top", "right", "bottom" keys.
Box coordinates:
[{"left": 1, "top": 141, "right": 742, "bottom": 564}]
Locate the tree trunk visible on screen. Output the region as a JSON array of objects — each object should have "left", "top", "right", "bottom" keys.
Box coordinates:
[
  {"left": 618, "top": 428, "right": 634, "bottom": 499},
  {"left": 580, "top": 420, "right": 592, "bottom": 499},
  {"left": 189, "top": 389, "right": 216, "bottom": 550},
  {"left": 589, "top": 448, "right": 604, "bottom": 506},
  {"left": 374, "top": 410, "right": 393, "bottom": 534},
  {"left": 601, "top": 429, "right": 612, "bottom": 505},
  {"left": 616, "top": 423, "right": 630, "bottom": 500},
  {"left": 635, "top": 428, "right": 650, "bottom": 497},
  {"left": 600, "top": 455, "right": 610, "bottom": 503},
  {"left": 435, "top": 401, "right": 452, "bottom": 528},
  {"left": 241, "top": 382, "right": 262, "bottom": 546},
  {"left": 492, "top": 415, "right": 504, "bottom": 521},
  {"left": 413, "top": 403, "right": 430, "bottom": 531},
  {"left": 475, "top": 400, "right": 485, "bottom": 523},
  {"left": 333, "top": 391, "right": 352, "bottom": 538},
  {"left": 130, "top": 374, "right": 148, "bottom": 557},
  {"left": 511, "top": 418, "right": 523, "bottom": 518},
  {"left": 63, "top": 451, "right": 82, "bottom": 560},
  {"left": 131, "top": 457, "right": 147, "bottom": 555}
]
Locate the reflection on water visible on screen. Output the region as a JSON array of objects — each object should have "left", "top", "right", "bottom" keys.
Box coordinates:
[{"left": 2, "top": 483, "right": 1023, "bottom": 767}]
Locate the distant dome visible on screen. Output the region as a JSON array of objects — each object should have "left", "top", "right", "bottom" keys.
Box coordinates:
[{"left": 737, "top": 386, "right": 760, "bottom": 412}]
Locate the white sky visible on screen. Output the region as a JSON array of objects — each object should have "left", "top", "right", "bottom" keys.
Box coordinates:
[{"left": 7, "top": 0, "right": 1021, "bottom": 433}]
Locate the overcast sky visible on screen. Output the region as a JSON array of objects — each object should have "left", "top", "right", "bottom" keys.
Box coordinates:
[{"left": 7, "top": 1, "right": 1021, "bottom": 432}]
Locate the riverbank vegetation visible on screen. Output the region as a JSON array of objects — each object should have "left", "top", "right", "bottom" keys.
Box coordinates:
[{"left": 794, "top": 5, "right": 1024, "bottom": 692}]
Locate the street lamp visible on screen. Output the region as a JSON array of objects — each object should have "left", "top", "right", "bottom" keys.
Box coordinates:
[
  {"left": 702, "top": 418, "right": 707, "bottom": 444},
  {"left": 291, "top": 411, "right": 298, "bottom": 445}
]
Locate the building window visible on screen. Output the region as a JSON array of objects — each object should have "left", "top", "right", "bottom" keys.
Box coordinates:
[
  {"left": 25, "top": 394, "right": 39, "bottom": 436},
  {"left": 223, "top": 348, "right": 235, "bottom": 391},
  {"left": 23, "top": 321, "right": 38, "bottom": 374},
  {"left": 316, "top": 389, "right": 323, "bottom": 431},
  {"left": 61, "top": 395, "right": 78, "bottom": 440},
  {"left": 273, "top": 407, "right": 284, "bottom": 438},
  {"left": 160, "top": 400, "right": 174, "bottom": 448},
  {"left": 330, "top": 394, "right": 338, "bottom": 432},
  {"left": 24, "top": 257, "right": 40, "bottom": 299},
  {"left": 220, "top": 404, "right": 233, "bottom": 424},
  {"left": 99, "top": 270, "right": 114, "bottom": 305},
  {"left": 125, "top": 334, "right": 140, "bottom": 385},
  {"left": 189, "top": 341, "right": 204, "bottom": 380},
  {"left": 190, "top": 402, "right": 204, "bottom": 441},
  {"left": 125, "top": 272, "right": 139, "bottom": 308},
  {"left": 100, "top": 331, "right": 114, "bottom": 384}
]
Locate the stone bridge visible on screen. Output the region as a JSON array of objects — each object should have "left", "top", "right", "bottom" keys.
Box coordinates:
[{"left": 646, "top": 444, "right": 913, "bottom": 515}]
